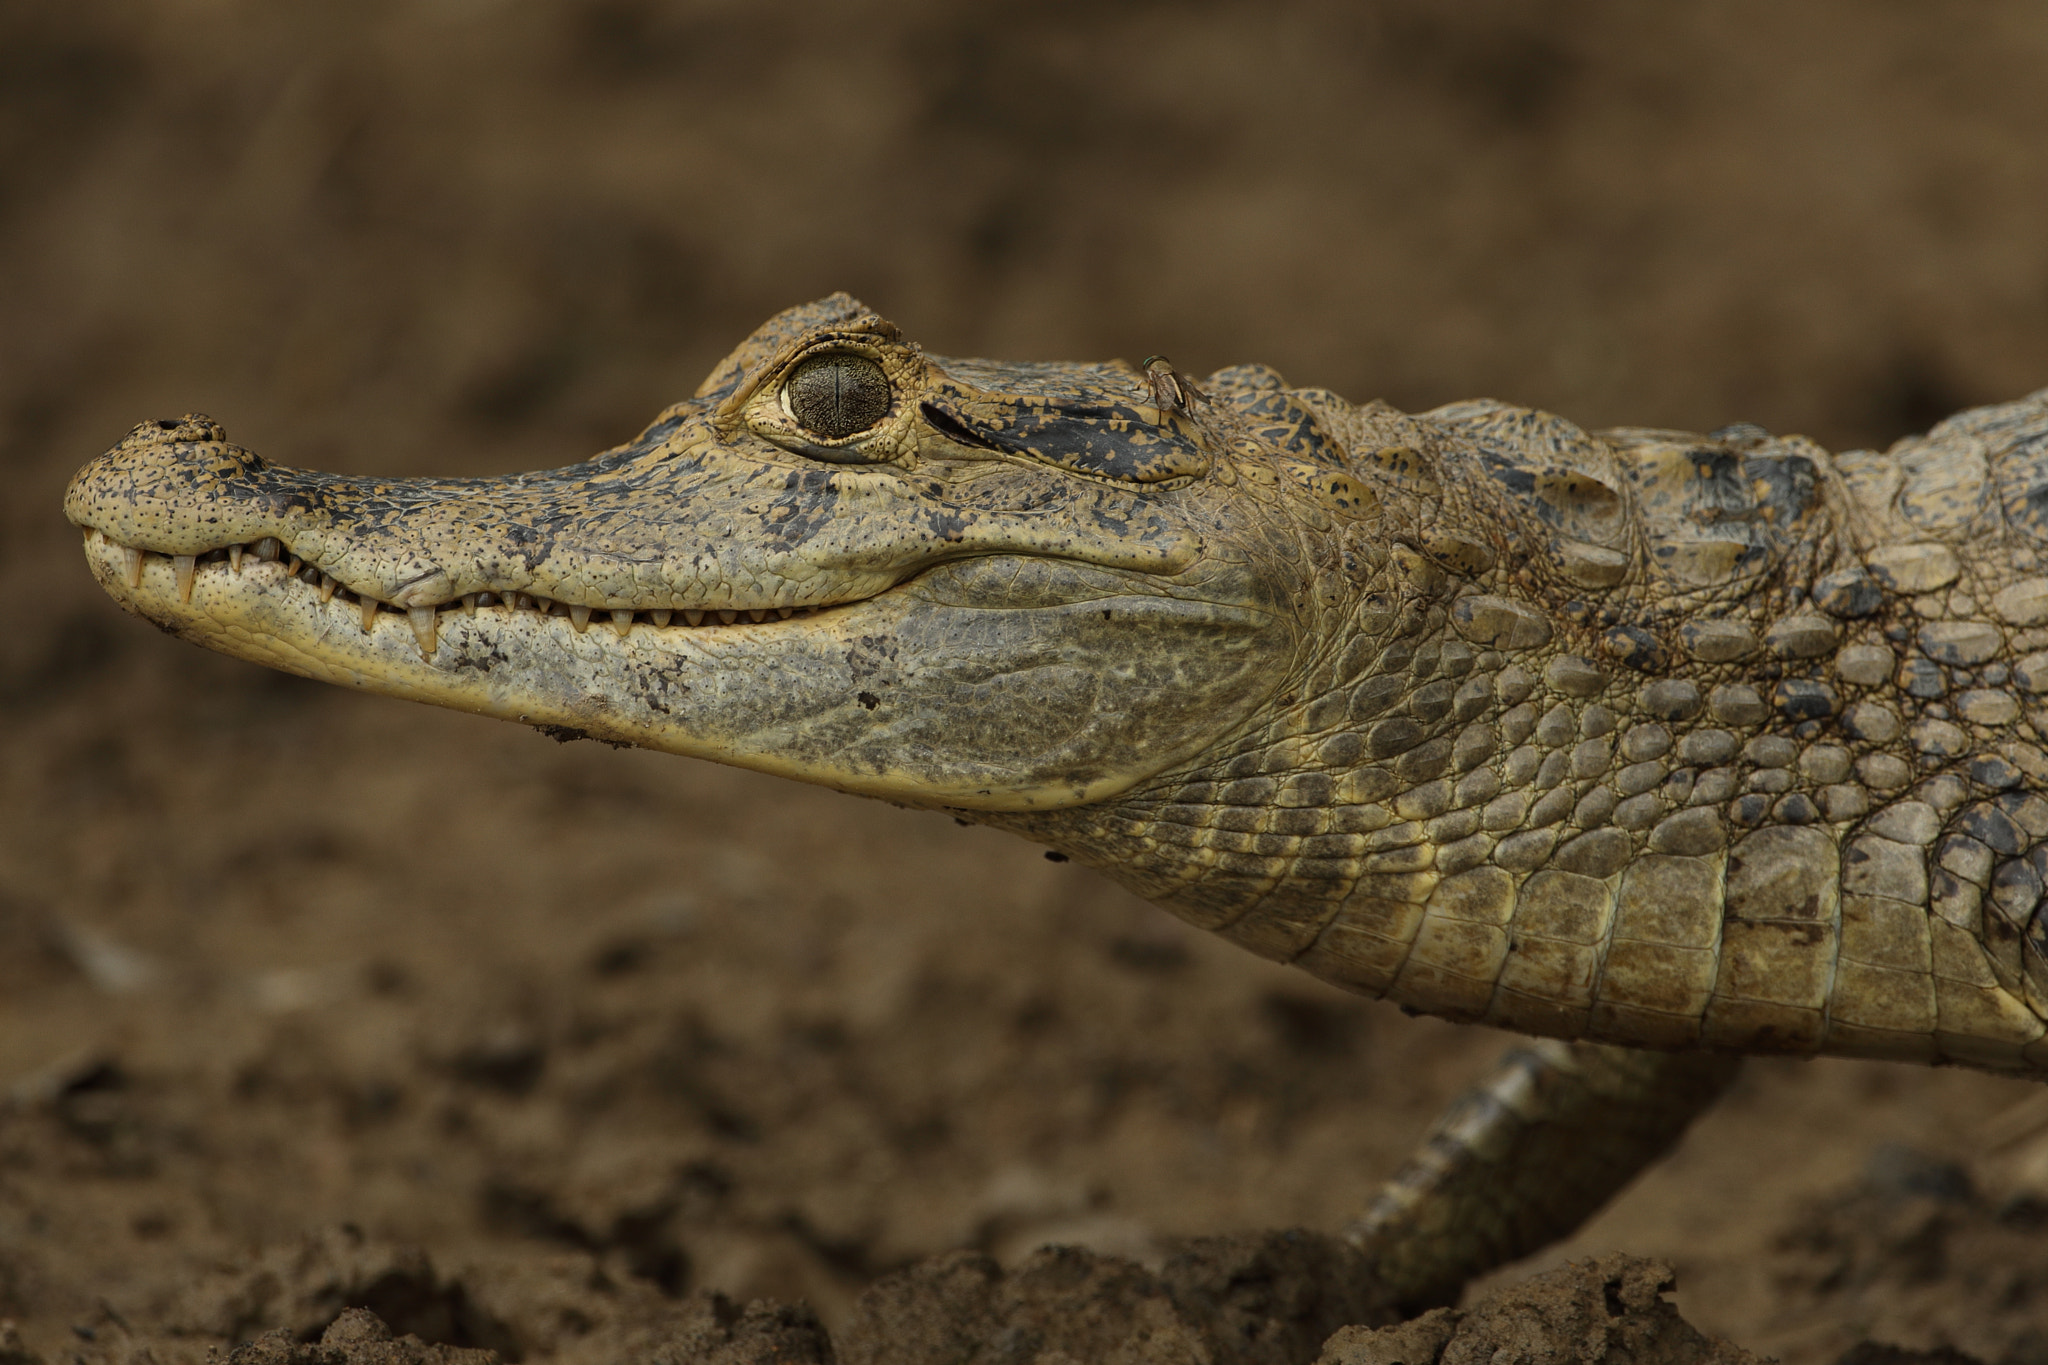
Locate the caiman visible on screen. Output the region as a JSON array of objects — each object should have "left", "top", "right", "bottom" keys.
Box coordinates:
[{"left": 61, "top": 293, "right": 2048, "bottom": 1309}]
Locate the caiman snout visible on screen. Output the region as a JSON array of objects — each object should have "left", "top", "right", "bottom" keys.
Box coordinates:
[
  {"left": 64, "top": 413, "right": 276, "bottom": 558},
  {"left": 61, "top": 295, "right": 1298, "bottom": 811}
]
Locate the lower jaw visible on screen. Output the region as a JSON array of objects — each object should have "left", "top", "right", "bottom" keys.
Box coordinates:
[
  {"left": 79, "top": 527, "right": 876, "bottom": 750},
  {"left": 82, "top": 530, "right": 1247, "bottom": 812},
  {"left": 82, "top": 528, "right": 849, "bottom": 660}
]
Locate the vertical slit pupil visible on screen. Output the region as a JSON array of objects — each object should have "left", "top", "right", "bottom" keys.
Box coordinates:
[{"left": 787, "top": 353, "right": 891, "bottom": 440}]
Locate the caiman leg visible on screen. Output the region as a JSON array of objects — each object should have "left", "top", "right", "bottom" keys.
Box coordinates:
[{"left": 1348, "top": 1042, "right": 1742, "bottom": 1309}]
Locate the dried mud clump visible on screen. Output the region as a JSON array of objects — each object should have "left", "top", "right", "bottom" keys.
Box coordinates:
[
  {"left": 0, "top": 1326, "right": 44, "bottom": 1365},
  {"left": 1767, "top": 1145, "right": 2048, "bottom": 1365},
  {"left": 17, "top": 1239, "right": 1777, "bottom": 1365},
  {"left": 835, "top": 1230, "right": 1394, "bottom": 1365},
  {"left": 227, "top": 1311, "right": 496, "bottom": 1365},
  {"left": 160, "top": 1250, "right": 1762, "bottom": 1365},
  {"left": 1316, "top": 1255, "right": 1760, "bottom": 1365},
  {"left": 221, "top": 1303, "right": 835, "bottom": 1365},
  {"left": 161, "top": 1227, "right": 520, "bottom": 1358}
]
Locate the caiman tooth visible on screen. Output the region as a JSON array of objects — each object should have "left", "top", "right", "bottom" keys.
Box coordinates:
[
  {"left": 717, "top": 609, "right": 739, "bottom": 625},
  {"left": 173, "top": 554, "right": 197, "bottom": 603},
  {"left": 609, "top": 609, "right": 634, "bottom": 637},
  {"left": 407, "top": 605, "right": 438, "bottom": 657},
  {"left": 745, "top": 609, "right": 771, "bottom": 624},
  {"left": 319, "top": 573, "right": 338, "bottom": 603},
  {"left": 253, "top": 537, "right": 281, "bottom": 562},
  {"left": 228, "top": 544, "right": 244, "bottom": 574},
  {"left": 777, "top": 607, "right": 795, "bottom": 620},
  {"left": 683, "top": 609, "right": 705, "bottom": 627},
  {"left": 460, "top": 594, "right": 478, "bottom": 615},
  {"left": 287, "top": 555, "right": 303, "bottom": 576},
  {"left": 568, "top": 603, "right": 591, "bottom": 632},
  {"left": 650, "top": 609, "right": 672, "bottom": 627},
  {"left": 120, "top": 544, "right": 144, "bottom": 589},
  {"left": 359, "top": 595, "right": 379, "bottom": 633}
]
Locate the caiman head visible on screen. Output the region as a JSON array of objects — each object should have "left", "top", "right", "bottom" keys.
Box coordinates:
[{"left": 64, "top": 294, "right": 1391, "bottom": 813}]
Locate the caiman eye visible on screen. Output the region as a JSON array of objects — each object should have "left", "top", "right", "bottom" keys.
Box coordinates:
[{"left": 785, "top": 352, "right": 891, "bottom": 440}]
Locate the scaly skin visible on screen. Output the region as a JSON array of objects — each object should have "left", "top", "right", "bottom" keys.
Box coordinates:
[
  {"left": 59, "top": 294, "right": 2048, "bottom": 1294},
  {"left": 68, "top": 291, "right": 2048, "bottom": 1072}
]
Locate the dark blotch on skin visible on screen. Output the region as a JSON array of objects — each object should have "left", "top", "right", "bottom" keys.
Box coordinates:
[
  {"left": 1602, "top": 624, "right": 1666, "bottom": 672},
  {"left": 1772, "top": 679, "right": 1840, "bottom": 720},
  {"left": 788, "top": 352, "right": 892, "bottom": 440},
  {"left": 537, "top": 723, "right": 631, "bottom": 749},
  {"left": 1814, "top": 569, "right": 1882, "bottom": 618}
]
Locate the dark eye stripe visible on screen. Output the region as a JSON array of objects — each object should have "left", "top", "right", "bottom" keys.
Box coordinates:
[{"left": 922, "top": 398, "right": 1208, "bottom": 483}]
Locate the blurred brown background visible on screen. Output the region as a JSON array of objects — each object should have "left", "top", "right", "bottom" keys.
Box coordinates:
[{"left": 6, "top": 3, "right": 2048, "bottom": 1361}]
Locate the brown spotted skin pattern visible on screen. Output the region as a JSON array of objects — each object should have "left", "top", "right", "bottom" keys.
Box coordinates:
[
  {"left": 62, "top": 294, "right": 2048, "bottom": 1074},
  {"left": 1001, "top": 379, "right": 2048, "bottom": 1074}
]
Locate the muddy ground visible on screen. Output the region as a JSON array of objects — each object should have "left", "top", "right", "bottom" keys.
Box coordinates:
[{"left": 7, "top": 3, "right": 2048, "bottom": 1361}]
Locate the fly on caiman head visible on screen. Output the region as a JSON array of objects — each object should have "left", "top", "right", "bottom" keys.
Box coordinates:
[{"left": 1140, "top": 355, "right": 1208, "bottom": 417}]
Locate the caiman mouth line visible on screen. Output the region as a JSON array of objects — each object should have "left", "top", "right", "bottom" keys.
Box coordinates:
[{"left": 85, "top": 526, "right": 855, "bottom": 659}]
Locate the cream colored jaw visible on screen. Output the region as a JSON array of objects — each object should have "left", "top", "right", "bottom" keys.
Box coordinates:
[
  {"left": 79, "top": 524, "right": 859, "bottom": 767},
  {"left": 87, "top": 527, "right": 835, "bottom": 659},
  {"left": 79, "top": 526, "right": 1156, "bottom": 810}
]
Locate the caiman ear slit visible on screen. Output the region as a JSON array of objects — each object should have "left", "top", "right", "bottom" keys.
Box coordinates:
[
  {"left": 920, "top": 395, "right": 1210, "bottom": 484},
  {"left": 919, "top": 402, "right": 1003, "bottom": 451}
]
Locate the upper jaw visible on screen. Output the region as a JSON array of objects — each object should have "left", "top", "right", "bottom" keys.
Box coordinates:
[
  {"left": 63, "top": 408, "right": 1206, "bottom": 659},
  {"left": 63, "top": 394, "right": 1215, "bottom": 677},
  {"left": 62, "top": 409, "right": 850, "bottom": 608}
]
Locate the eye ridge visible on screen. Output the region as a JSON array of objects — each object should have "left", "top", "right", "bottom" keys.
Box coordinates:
[{"left": 787, "top": 352, "right": 891, "bottom": 441}]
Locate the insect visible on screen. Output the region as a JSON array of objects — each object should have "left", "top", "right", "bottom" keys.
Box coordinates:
[{"left": 1141, "top": 353, "right": 1209, "bottom": 416}]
